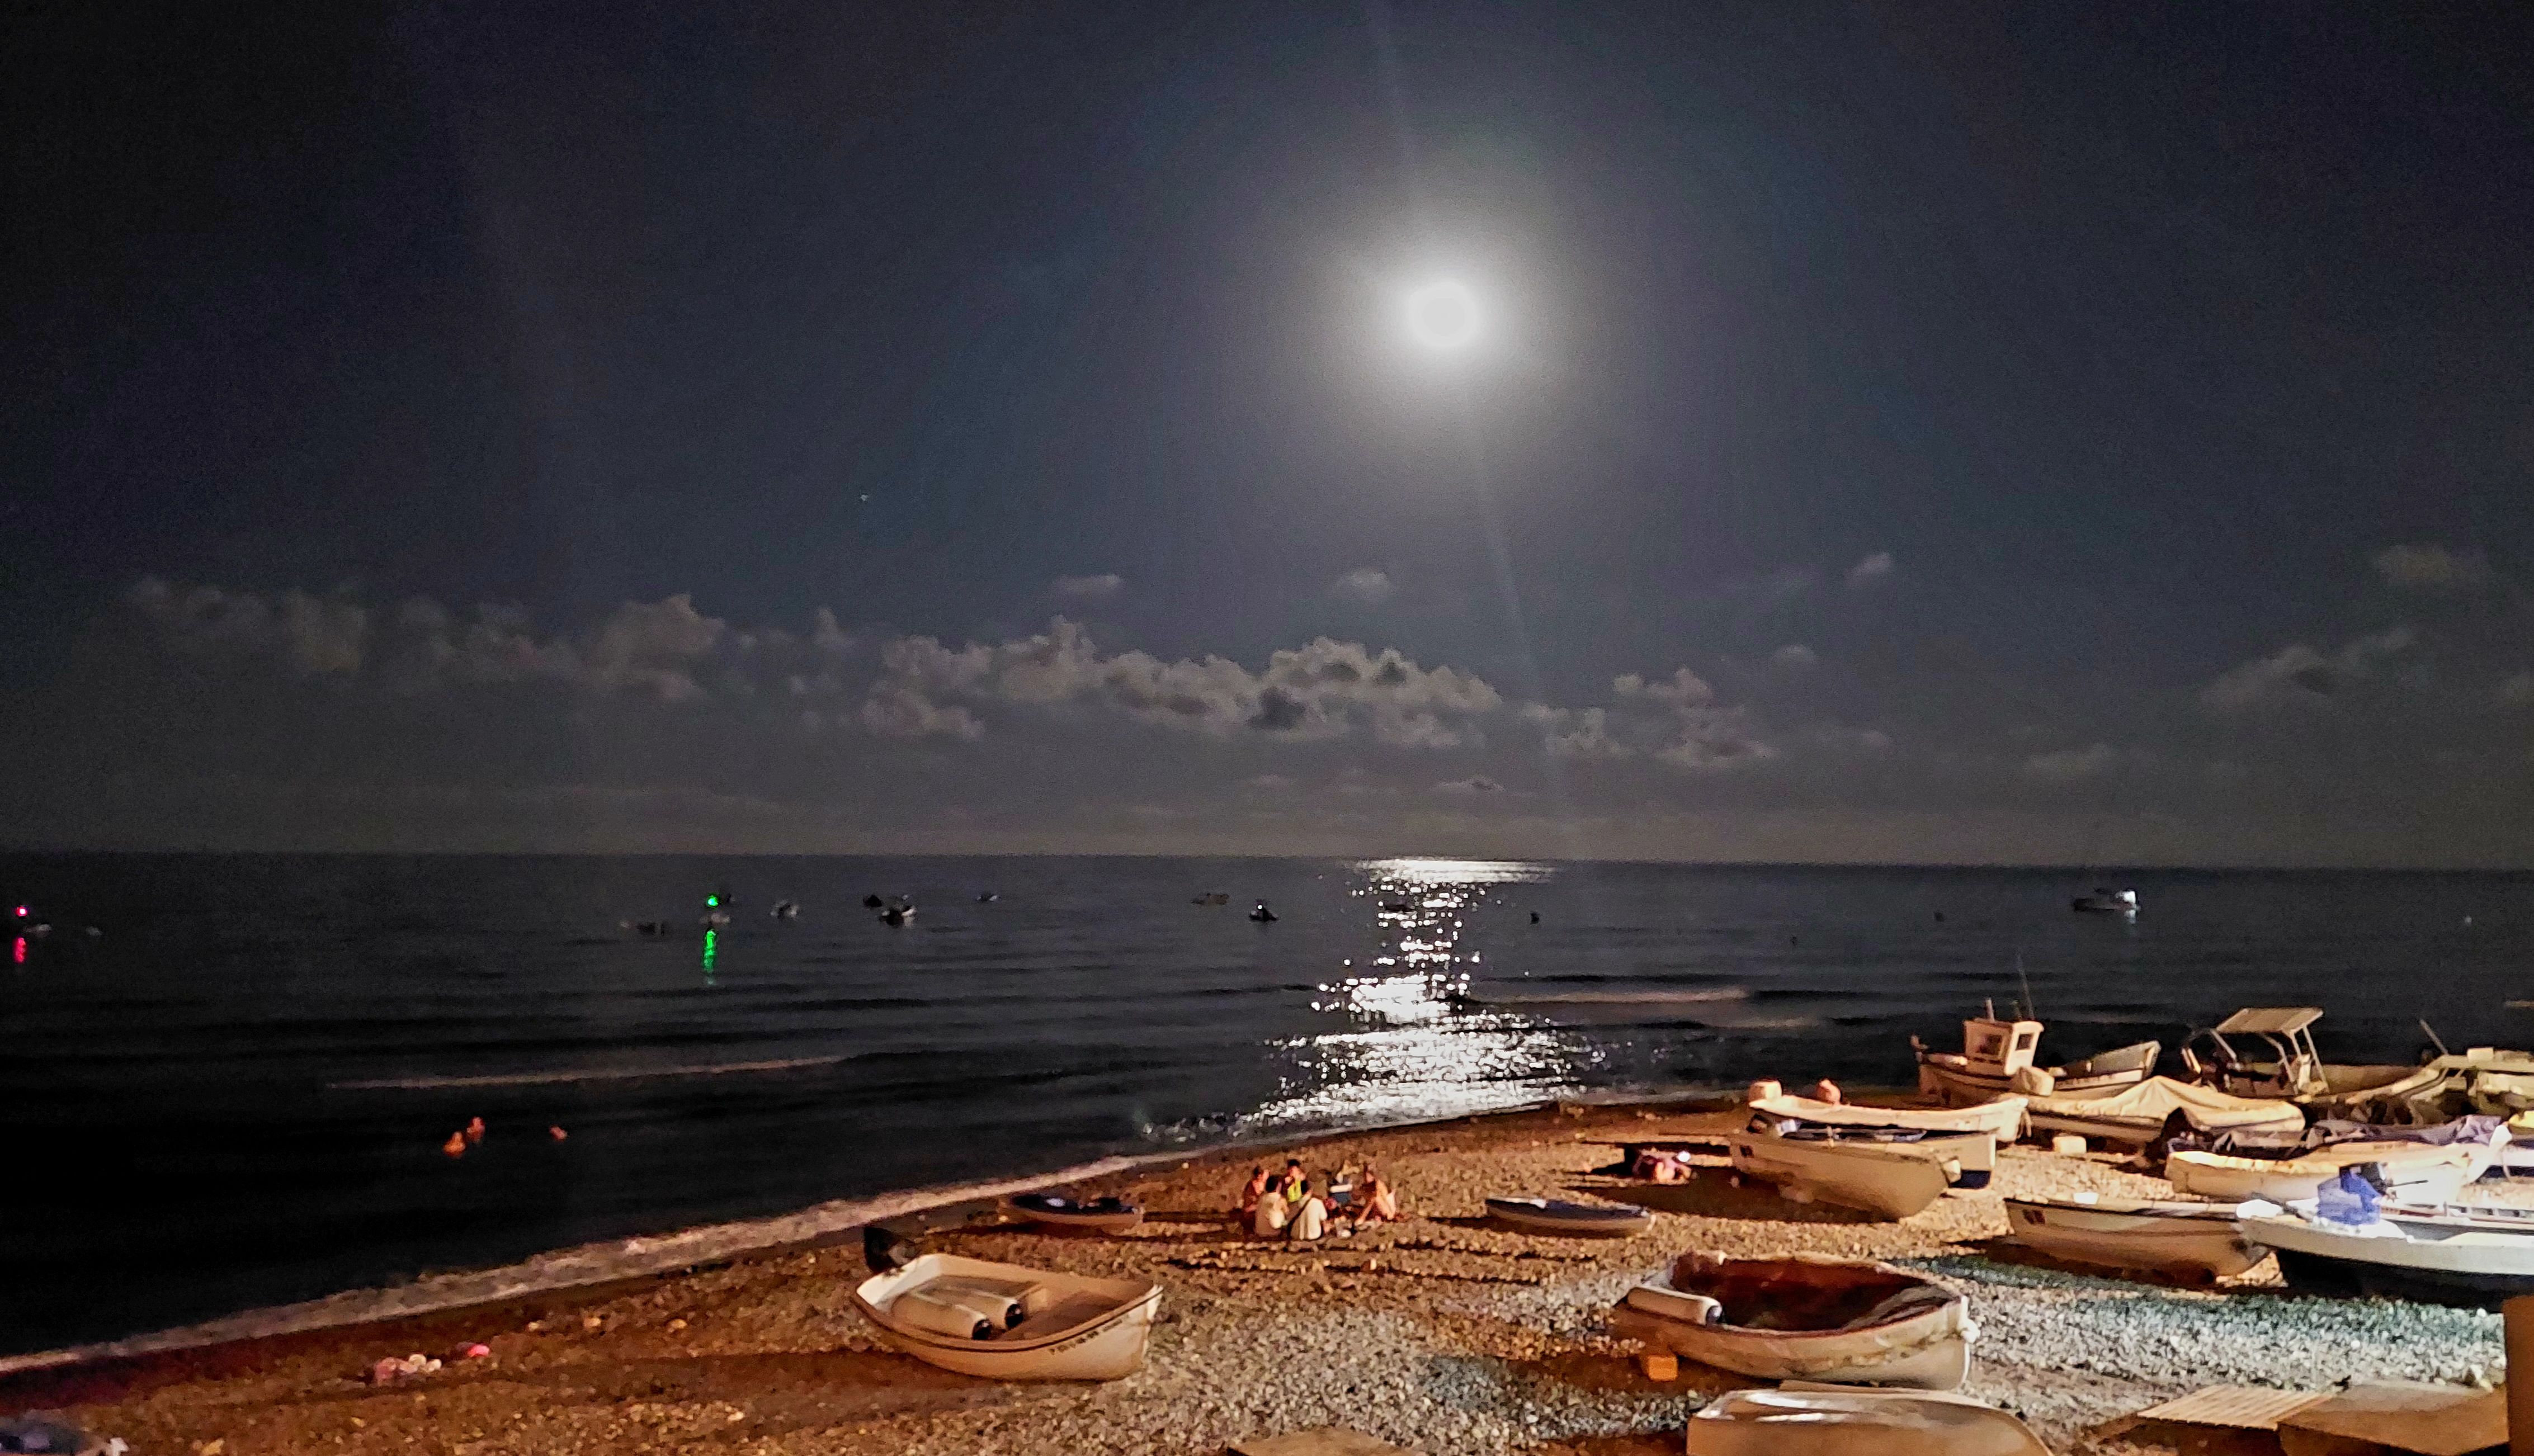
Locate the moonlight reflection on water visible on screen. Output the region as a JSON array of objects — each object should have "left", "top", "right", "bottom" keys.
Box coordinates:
[{"left": 1249, "top": 858, "right": 1596, "bottom": 1129}]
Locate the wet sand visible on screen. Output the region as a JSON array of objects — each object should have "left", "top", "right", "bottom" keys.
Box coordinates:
[{"left": 2, "top": 1098, "right": 2511, "bottom": 1455}]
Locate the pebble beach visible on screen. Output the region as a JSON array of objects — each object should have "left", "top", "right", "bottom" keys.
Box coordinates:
[{"left": 3, "top": 1097, "right": 2513, "bottom": 1456}]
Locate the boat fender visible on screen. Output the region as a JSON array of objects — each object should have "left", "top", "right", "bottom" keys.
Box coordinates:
[
  {"left": 891, "top": 1288, "right": 1000, "bottom": 1341},
  {"left": 1624, "top": 1285, "right": 1724, "bottom": 1325}
]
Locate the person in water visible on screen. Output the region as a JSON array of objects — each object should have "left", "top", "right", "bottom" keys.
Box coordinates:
[{"left": 1288, "top": 1179, "right": 1329, "bottom": 1242}]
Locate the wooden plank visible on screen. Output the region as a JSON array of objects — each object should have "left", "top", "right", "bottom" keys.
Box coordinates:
[
  {"left": 2137, "top": 1386, "right": 2334, "bottom": 1431},
  {"left": 1229, "top": 1429, "right": 1419, "bottom": 1456},
  {"left": 2275, "top": 1381, "right": 2505, "bottom": 1456}
]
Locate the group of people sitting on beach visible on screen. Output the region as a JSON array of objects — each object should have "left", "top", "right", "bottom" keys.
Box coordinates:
[{"left": 1235, "top": 1157, "right": 1400, "bottom": 1242}]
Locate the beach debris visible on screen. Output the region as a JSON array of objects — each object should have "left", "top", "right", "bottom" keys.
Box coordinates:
[
  {"left": 582, "top": 1313, "right": 604, "bottom": 1331},
  {"left": 459, "top": 1342, "right": 491, "bottom": 1359},
  {"left": 1636, "top": 1352, "right": 1679, "bottom": 1381},
  {"left": 366, "top": 1353, "right": 441, "bottom": 1384},
  {"left": 440, "top": 1132, "right": 466, "bottom": 1158},
  {"left": 548, "top": 1124, "right": 568, "bottom": 1140}
]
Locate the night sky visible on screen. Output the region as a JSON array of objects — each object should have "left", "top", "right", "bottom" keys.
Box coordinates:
[{"left": 6, "top": 3, "right": 2530, "bottom": 864}]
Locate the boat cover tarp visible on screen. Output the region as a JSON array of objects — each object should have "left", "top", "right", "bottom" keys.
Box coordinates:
[
  {"left": 2029, "top": 1075, "right": 2299, "bottom": 1132},
  {"left": 1750, "top": 1094, "right": 2024, "bottom": 1136}
]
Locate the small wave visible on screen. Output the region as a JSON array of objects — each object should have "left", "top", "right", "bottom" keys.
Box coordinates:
[
  {"left": 1458, "top": 987, "right": 1750, "bottom": 1007},
  {"left": 329, "top": 1055, "right": 851, "bottom": 1090}
]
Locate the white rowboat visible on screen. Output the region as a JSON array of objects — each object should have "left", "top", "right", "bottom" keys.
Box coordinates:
[
  {"left": 2166, "top": 1143, "right": 2495, "bottom": 1206},
  {"left": 1686, "top": 1388, "right": 2049, "bottom": 1456},
  {"left": 2002, "top": 1195, "right": 2266, "bottom": 1280},
  {"left": 1727, "top": 1132, "right": 1960, "bottom": 1219},
  {"left": 852, "top": 1252, "right": 1162, "bottom": 1380},
  {"left": 1612, "top": 1251, "right": 1975, "bottom": 1390}
]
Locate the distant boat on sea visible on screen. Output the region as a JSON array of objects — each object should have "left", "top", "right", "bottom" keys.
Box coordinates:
[{"left": 2071, "top": 887, "right": 2139, "bottom": 915}]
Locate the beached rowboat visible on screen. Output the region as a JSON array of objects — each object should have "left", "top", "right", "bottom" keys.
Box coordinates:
[
  {"left": 2165, "top": 1142, "right": 2495, "bottom": 1206},
  {"left": 2002, "top": 1194, "right": 2266, "bottom": 1280},
  {"left": 1483, "top": 1197, "right": 1653, "bottom": 1237},
  {"left": 1728, "top": 1131, "right": 1960, "bottom": 1219},
  {"left": 852, "top": 1252, "right": 1163, "bottom": 1380},
  {"left": 1006, "top": 1193, "right": 1146, "bottom": 1233},
  {"left": 2242, "top": 1208, "right": 2534, "bottom": 1311},
  {"left": 1684, "top": 1387, "right": 2049, "bottom": 1456},
  {"left": 1749, "top": 1092, "right": 2026, "bottom": 1142},
  {"left": 1611, "top": 1251, "right": 1974, "bottom": 1390}
]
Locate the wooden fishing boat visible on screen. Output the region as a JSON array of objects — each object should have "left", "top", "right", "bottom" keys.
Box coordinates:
[
  {"left": 852, "top": 1252, "right": 1163, "bottom": 1379},
  {"left": 1726, "top": 1131, "right": 1959, "bottom": 1219},
  {"left": 1684, "top": 1387, "right": 2049, "bottom": 1456},
  {"left": 2023, "top": 1075, "right": 2303, "bottom": 1148},
  {"left": 1750, "top": 1092, "right": 2026, "bottom": 1143},
  {"left": 1006, "top": 1193, "right": 1146, "bottom": 1233},
  {"left": 2002, "top": 1194, "right": 2266, "bottom": 1280},
  {"left": 1611, "top": 1251, "right": 1974, "bottom": 1389},
  {"left": 1483, "top": 1196, "right": 1653, "bottom": 1237},
  {"left": 1746, "top": 1117, "right": 1998, "bottom": 1190},
  {"left": 2242, "top": 1208, "right": 2534, "bottom": 1311},
  {"left": 1913, "top": 1009, "right": 2158, "bottom": 1107},
  {"left": 2166, "top": 1142, "right": 2495, "bottom": 1206}
]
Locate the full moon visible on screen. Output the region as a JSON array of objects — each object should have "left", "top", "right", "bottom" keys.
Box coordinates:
[{"left": 1405, "top": 281, "right": 1480, "bottom": 349}]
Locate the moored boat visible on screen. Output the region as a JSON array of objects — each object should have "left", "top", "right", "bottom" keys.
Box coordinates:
[
  {"left": 1684, "top": 1387, "right": 2049, "bottom": 1456},
  {"left": 2166, "top": 1142, "right": 2496, "bottom": 1206},
  {"left": 2002, "top": 1194, "right": 2266, "bottom": 1280},
  {"left": 1611, "top": 1250, "right": 1974, "bottom": 1389},
  {"left": 2072, "top": 887, "right": 2139, "bottom": 915},
  {"left": 851, "top": 1252, "right": 1163, "bottom": 1379},
  {"left": 1483, "top": 1196, "right": 1653, "bottom": 1237},
  {"left": 2242, "top": 1207, "right": 2534, "bottom": 1311},
  {"left": 2023, "top": 1075, "right": 2303, "bottom": 1148},
  {"left": 1006, "top": 1193, "right": 1146, "bottom": 1234},
  {"left": 1912, "top": 1010, "right": 2158, "bottom": 1107},
  {"left": 1726, "top": 1130, "right": 1959, "bottom": 1219}
]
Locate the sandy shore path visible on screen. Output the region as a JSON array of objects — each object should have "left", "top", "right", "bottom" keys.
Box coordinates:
[{"left": 2, "top": 1100, "right": 2511, "bottom": 1455}]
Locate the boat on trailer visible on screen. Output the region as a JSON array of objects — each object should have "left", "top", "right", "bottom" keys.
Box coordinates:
[
  {"left": 2002, "top": 1194, "right": 2266, "bottom": 1280},
  {"left": 851, "top": 1252, "right": 1163, "bottom": 1379},
  {"left": 1612, "top": 1250, "right": 1975, "bottom": 1390},
  {"left": 1912, "top": 1008, "right": 2158, "bottom": 1107}
]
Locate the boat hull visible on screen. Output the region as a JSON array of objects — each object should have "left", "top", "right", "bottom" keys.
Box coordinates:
[
  {"left": 1755, "top": 1092, "right": 2026, "bottom": 1141},
  {"left": 2245, "top": 1213, "right": 2534, "bottom": 1312},
  {"left": 853, "top": 1254, "right": 1163, "bottom": 1380},
  {"left": 1685, "top": 1388, "right": 2050, "bottom": 1456},
  {"left": 1484, "top": 1197, "right": 1653, "bottom": 1237},
  {"left": 2166, "top": 1145, "right": 2490, "bottom": 1206},
  {"left": 1006, "top": 1197, "right": 1145, "bottom": 1234},
  {"left": 2002, "top": 1198, "right": 2263, "bottom": 1280},
  {"left": 1728, "top": 1134, "right": 1957, "bottom": 1219}
]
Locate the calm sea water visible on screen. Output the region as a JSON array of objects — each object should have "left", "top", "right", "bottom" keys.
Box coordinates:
[{"left": 3, "top": 853, "right": 2528, "bottom": 1354}]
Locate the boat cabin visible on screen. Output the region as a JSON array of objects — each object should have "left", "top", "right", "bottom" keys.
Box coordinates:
[
  {"left": 2181, "top": 1006, "right": 2328, "bottom": 1098},
  {"left": 1956, "top": 1015, "right": 2044, "bottom": 1079}
]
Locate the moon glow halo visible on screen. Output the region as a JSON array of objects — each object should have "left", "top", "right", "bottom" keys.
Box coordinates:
[{"left": 1406, "top": 281, "right": 1480, "bottom": 349}]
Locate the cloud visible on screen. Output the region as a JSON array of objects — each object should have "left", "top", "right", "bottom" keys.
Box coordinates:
[
  {"left": 129, "top": 578, "right": 369, "bottom": 677},
  {"left": 1432, "top": 776, "right": 1503, "bottom": 795},
  {"left": 1330, "top": 567, "right": 1395, "bottom": 605},
  {"left": 2022, "top": 743, "right": 2121, "bottom": 783},
  {"left": 1771, "top": 644, "right": 1818, "bottom": 670},
  {"left": 1615, "top": 667, "right": 1714, "bottom": 706},
  {"left": 2201, "top": 626, "right": 2415, "bottom": 711},
  {"left": 1530, "top": 665, "right": 1775, "bottom": 771},
  {"left": 2502, "top": 672, "right": 2534, "bottom": 706},
  {"left": 1846, "top": 552, "right": 1896, "bottom": 590},
  {"left": 2373, "top": 544, "right": 2495, "bottom": 592},
  {"left": 1052, "top": 573, "right": 1125, "bottom": 601},
  {"left": 858, "top": 683, "right": 984, "bottom": 740}
]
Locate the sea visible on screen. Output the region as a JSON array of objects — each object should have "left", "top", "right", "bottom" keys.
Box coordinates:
[{"left": 3, "top": 853, "right": 2527, "bottom": 1356}]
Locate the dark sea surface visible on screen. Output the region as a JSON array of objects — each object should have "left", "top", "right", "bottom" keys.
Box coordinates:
[{"left": 3, "top": 853, "right": 2529, "bottom": 1354}]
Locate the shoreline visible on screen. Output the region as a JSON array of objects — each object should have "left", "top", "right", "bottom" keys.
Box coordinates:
[{"left": 0, "top": 1086, "right": 1741, "bottom": 1380}]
